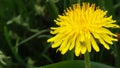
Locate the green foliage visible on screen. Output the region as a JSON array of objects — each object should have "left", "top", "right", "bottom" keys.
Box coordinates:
[
  {"left": 0, "top": 0, "right": 120, "bottom": 68},
  {"left": 40, "top": 60, "right": 113, "bottom": 68}
]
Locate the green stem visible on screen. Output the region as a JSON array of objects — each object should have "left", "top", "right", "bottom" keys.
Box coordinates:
[
  {"left": 78, "top": 0, "right": 81, "bottom": 4},
  {"left": 84, "top": 52, "right": 91, "bottom": 68}
]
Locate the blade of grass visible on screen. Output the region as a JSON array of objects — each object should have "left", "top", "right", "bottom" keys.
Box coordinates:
[
  {"left": 46, "top": 0, "right": 59, "bottom": 19},
  {"left": 15, "top": 37, "right": 20, "bottom": 54},
  {"left": 113, "top": 42, "right": 120, "bottom": 68},
  {"left": 3, "top": 26, "right": 24, "bottom": 64},
  {"left": 42, "top": 54, "right": 53, "bottom": 63},
  {"left": 104, "top": 0, "right": 115, "bottom": 17},
  {"left": 17, "top": 29, "right": 49, "bottom": 46},
  {"left": 64, "top": 0, "right": 66, "bottom": 10},
  {"left": 38, "top": 35, "right": 51, "bottom": 38},
  {"left": 69, "top": 0, "right": 73, "bottom": 6},
  {"left": 102, "top": 0, "right": 120, "bottom": 67}
]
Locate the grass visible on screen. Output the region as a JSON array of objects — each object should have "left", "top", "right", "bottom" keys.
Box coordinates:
[{"left": 0, "top": 0, "right": 120, "bottom": 68}]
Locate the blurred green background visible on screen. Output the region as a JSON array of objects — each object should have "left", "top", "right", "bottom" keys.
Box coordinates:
[{"left": 0, "top": 0, "right": 120, "bottom": 68}]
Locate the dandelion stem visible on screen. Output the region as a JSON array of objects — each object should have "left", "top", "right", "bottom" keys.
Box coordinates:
[{"left": 84, "top": 52, "right": 91, "bottom": 68}]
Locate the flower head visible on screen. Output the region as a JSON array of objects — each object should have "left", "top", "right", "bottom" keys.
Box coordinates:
[{"left": 47, "top": 2, "right": 119, "bottom": 56}]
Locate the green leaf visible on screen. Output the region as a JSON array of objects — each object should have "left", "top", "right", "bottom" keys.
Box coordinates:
[{"left": 39, "top": 60, "right": 113, "bottom": 68}]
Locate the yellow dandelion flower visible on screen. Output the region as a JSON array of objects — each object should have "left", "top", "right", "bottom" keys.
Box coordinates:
[{"left": 47, "top": 2, "right": 119, "bottom": 56}]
